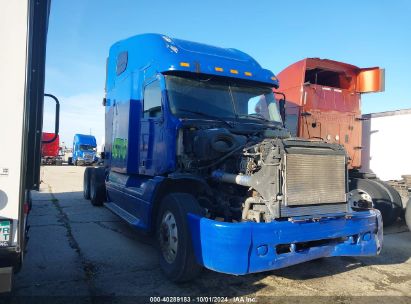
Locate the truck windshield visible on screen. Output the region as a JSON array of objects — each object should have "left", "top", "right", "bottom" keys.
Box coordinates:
[
  {"left": 79, "top": 145, "right": 96, "bottom": 151},
  {"left": 165, "top": 75, "right": 282, "bottom": 124}
]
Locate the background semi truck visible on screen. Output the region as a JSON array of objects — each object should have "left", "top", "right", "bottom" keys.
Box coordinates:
[
  {"left": 0, "top": 0, "right": 54, "bottom": 292},
  {"left": 275, "top": 58, "right": 403, "bottom": 226},
  {"left": 83, "top": 34, "right": 382, "bottom": 282},
  {"left": 362, "top": 109, "right": 411, "bottom": 200},
  {"left": 361, "top": 109, "right": 411, "bottom": 228},
  {"left": 41, "top": 133, "right": 63, "bottom": 166},
  {"left": 70, "top": 134, "right": 97, "bottom": 166}
]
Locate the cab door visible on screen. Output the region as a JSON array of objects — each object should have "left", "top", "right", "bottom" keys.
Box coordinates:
[{"left": 139, "top": 78, "right": 167, "bottom": 176}]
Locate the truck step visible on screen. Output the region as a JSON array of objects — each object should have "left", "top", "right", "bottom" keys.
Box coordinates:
[{"left": 105, "top": 202, "right": 141, "bottom": 226}]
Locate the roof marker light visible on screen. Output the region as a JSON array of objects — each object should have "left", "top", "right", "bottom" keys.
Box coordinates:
[
  {"left": 244, "top": 72, "right": 252, "bottom": 76},
  {"left": 180, "top": 62, "right": 190, "bottom": 67},
  {"left": 169, "top": 45, "right": 179, "bottom": 53},
  {"left": 215, "top": 67, "right": 224, "bottom": 72},
  {"left": 162, "top": 35, "right": 172, "bottom": 43},
  {"left": 230, "top": 69, "right": 239, "bottom": 74}
]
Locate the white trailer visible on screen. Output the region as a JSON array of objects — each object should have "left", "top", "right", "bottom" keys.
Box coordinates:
[
  {"left": 361, "top": 108, "right": 411, "bottom": 210},
  {"left": 0, "top": 0, "right": 52, "bottom": 292}
]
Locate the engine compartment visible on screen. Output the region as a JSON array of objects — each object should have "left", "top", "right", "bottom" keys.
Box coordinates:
[{"left": 176, "top": 122, "right": 348, "bottom": 223}]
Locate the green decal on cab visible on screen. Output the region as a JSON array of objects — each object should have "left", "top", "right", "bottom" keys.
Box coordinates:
[{"left": 112, "top": 138, "right": 128, "bottom": 160}]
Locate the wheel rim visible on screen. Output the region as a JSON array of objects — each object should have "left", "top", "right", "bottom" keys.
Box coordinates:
[
  {"left": 348, "top": 188, "right": 373, "bottom": 208},
  {"left": 159, "top": 211, "right": 178, "bottom": 264}
]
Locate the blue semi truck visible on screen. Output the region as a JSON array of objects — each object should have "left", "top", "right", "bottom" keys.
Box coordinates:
[
  {"left": 70, "top": 134, "right": 97, "bottom": 166},
  {"left": 83, "top": 33, "right": 383, "bottom": 282}
]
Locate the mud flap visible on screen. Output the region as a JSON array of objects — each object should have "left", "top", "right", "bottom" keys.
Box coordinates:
[{"left": 0, "top": 267, "right": 13, "bottom": 293}]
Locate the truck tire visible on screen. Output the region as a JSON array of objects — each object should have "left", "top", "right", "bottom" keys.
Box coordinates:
[
  {"left": 83, "top": 167, "right": 92, "bottom": 200},
  {"left": 68, "top": 157, "right": 73, "bottom": 165},
  {"left": 406, "top": 198, "right": 411, "bottom": 232},
  {"left": 349, "top": 178, "right": 397, "bottom": 226},
  {"left": 90, "top": 167, "right": 106, "bottom": 206},
  {"left": 157, "top": 193, "right": 203, "bottom": 282},
  {"left": 372, "top": 179, "right": 403, "bottom": 220}
]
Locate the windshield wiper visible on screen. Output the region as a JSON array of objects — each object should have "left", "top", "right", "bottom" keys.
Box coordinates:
[
  {"left": 238, "top": 113, "right": 271, "bottom": 122},
  {"left": 176, "top": 108, "right": 234, "bottom": 128},
  {"left": 237, "top": 114, "right": 283, "bottom": 129}
]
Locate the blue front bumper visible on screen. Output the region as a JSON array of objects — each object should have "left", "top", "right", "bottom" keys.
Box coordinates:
[{"left": 188, "top": 210, "right": 382, "bottom": 275}]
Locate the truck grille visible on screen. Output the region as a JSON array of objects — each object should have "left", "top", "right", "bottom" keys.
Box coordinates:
[
  {"left": 284, "top": 153, "right": 346, "bottom": 206},
  {"left": 84, "top": 153, "right": 93, "bottom": 160}
]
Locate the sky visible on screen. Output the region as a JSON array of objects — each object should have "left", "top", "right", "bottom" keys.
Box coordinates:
[{"left": 44, "top": 0, "right": 411, "bottom": 146}]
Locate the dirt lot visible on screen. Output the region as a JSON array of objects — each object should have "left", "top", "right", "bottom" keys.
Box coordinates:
[{"left": 8, "top": 166, "right": 411, "bottom": 302}]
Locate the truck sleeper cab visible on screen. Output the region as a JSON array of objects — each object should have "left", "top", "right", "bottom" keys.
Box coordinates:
[
  {"left": 72, "top": 134, "right": 97, "bottom": 166},
  {"left": 275, "top": 58, "right": 402, "bottom": 226},
  {"left": 84, "top": 34, "right": 382, "bottom": 282}
]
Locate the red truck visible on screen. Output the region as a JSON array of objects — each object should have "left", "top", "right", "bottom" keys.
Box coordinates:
[
  {"left": 276, "top": 58, "right": 402, "bottom": 226},
  {"left": 41, "top": 132, "right": 63, "bottom": 165}
]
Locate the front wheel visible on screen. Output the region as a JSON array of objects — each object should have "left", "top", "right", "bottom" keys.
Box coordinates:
[
  {"left": 89, "top": 167, "right": 106, "bottom": 206},
  {"left": 349, "top": 178, "right": 397, "bottom": 226},
  {"left": 373, "top": 179, "right": 403, "bottom": 222},
  {"left": 157, "top": 193, "right": 203, "bottom": 282}
]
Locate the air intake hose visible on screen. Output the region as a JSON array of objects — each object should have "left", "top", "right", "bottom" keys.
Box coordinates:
[{"left": 211, "top": 170, "right": 251, "bottom": 187}]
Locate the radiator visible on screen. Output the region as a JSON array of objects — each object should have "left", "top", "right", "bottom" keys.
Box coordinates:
[{"left": 284, "top": 153, "right": 346, "bottom": 206}]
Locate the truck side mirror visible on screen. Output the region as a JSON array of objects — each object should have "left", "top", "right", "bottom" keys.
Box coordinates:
[
  {"left": 279, "top": 99, "right": 286, "bottom": 126},
  {"left": 42, "top": 94, "right": 60, "bottom": 143}
]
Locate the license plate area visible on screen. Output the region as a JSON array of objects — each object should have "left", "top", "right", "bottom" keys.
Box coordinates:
[{"left": 0, "top": 220, "right": 11, "bottom": 247}]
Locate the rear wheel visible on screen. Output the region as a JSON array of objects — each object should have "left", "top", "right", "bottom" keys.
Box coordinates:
[
  {"left": 157, "top": 193, "right": 203, "bottom": 282},
  {"left": 90, "top": 167, "right": 106, "bottom": 206},
  {"left": 349, "top": 178, "right": 397, "bottom": 226},
  {"left": 405, "top": 198, "right": 411, "bottom": 231},
  {"left": 83, "top": 167, "right": 92, "bottom": 200}
]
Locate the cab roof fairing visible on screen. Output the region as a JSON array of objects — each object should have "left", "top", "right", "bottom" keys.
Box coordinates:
[
  {"left": 73, "top": 134, "right": 97, "bottom": 146},
  {"left": 276, "top": 58, "right": 381, "bottom": 91},
  {"left": 105, "top": 33, "right": 279, "bottom": 93}
]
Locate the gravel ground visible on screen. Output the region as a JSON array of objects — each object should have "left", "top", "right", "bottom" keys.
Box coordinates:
[{"left": 7, "top": 166, "right": 411, "bottom": 303}]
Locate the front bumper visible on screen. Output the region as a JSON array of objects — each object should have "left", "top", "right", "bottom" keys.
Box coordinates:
[
  {"left": 188, "top": 209, "right": 382, "bottom": 275},
  {"left": 76, "top": 158, "right": 94, "bottom": 165}
]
